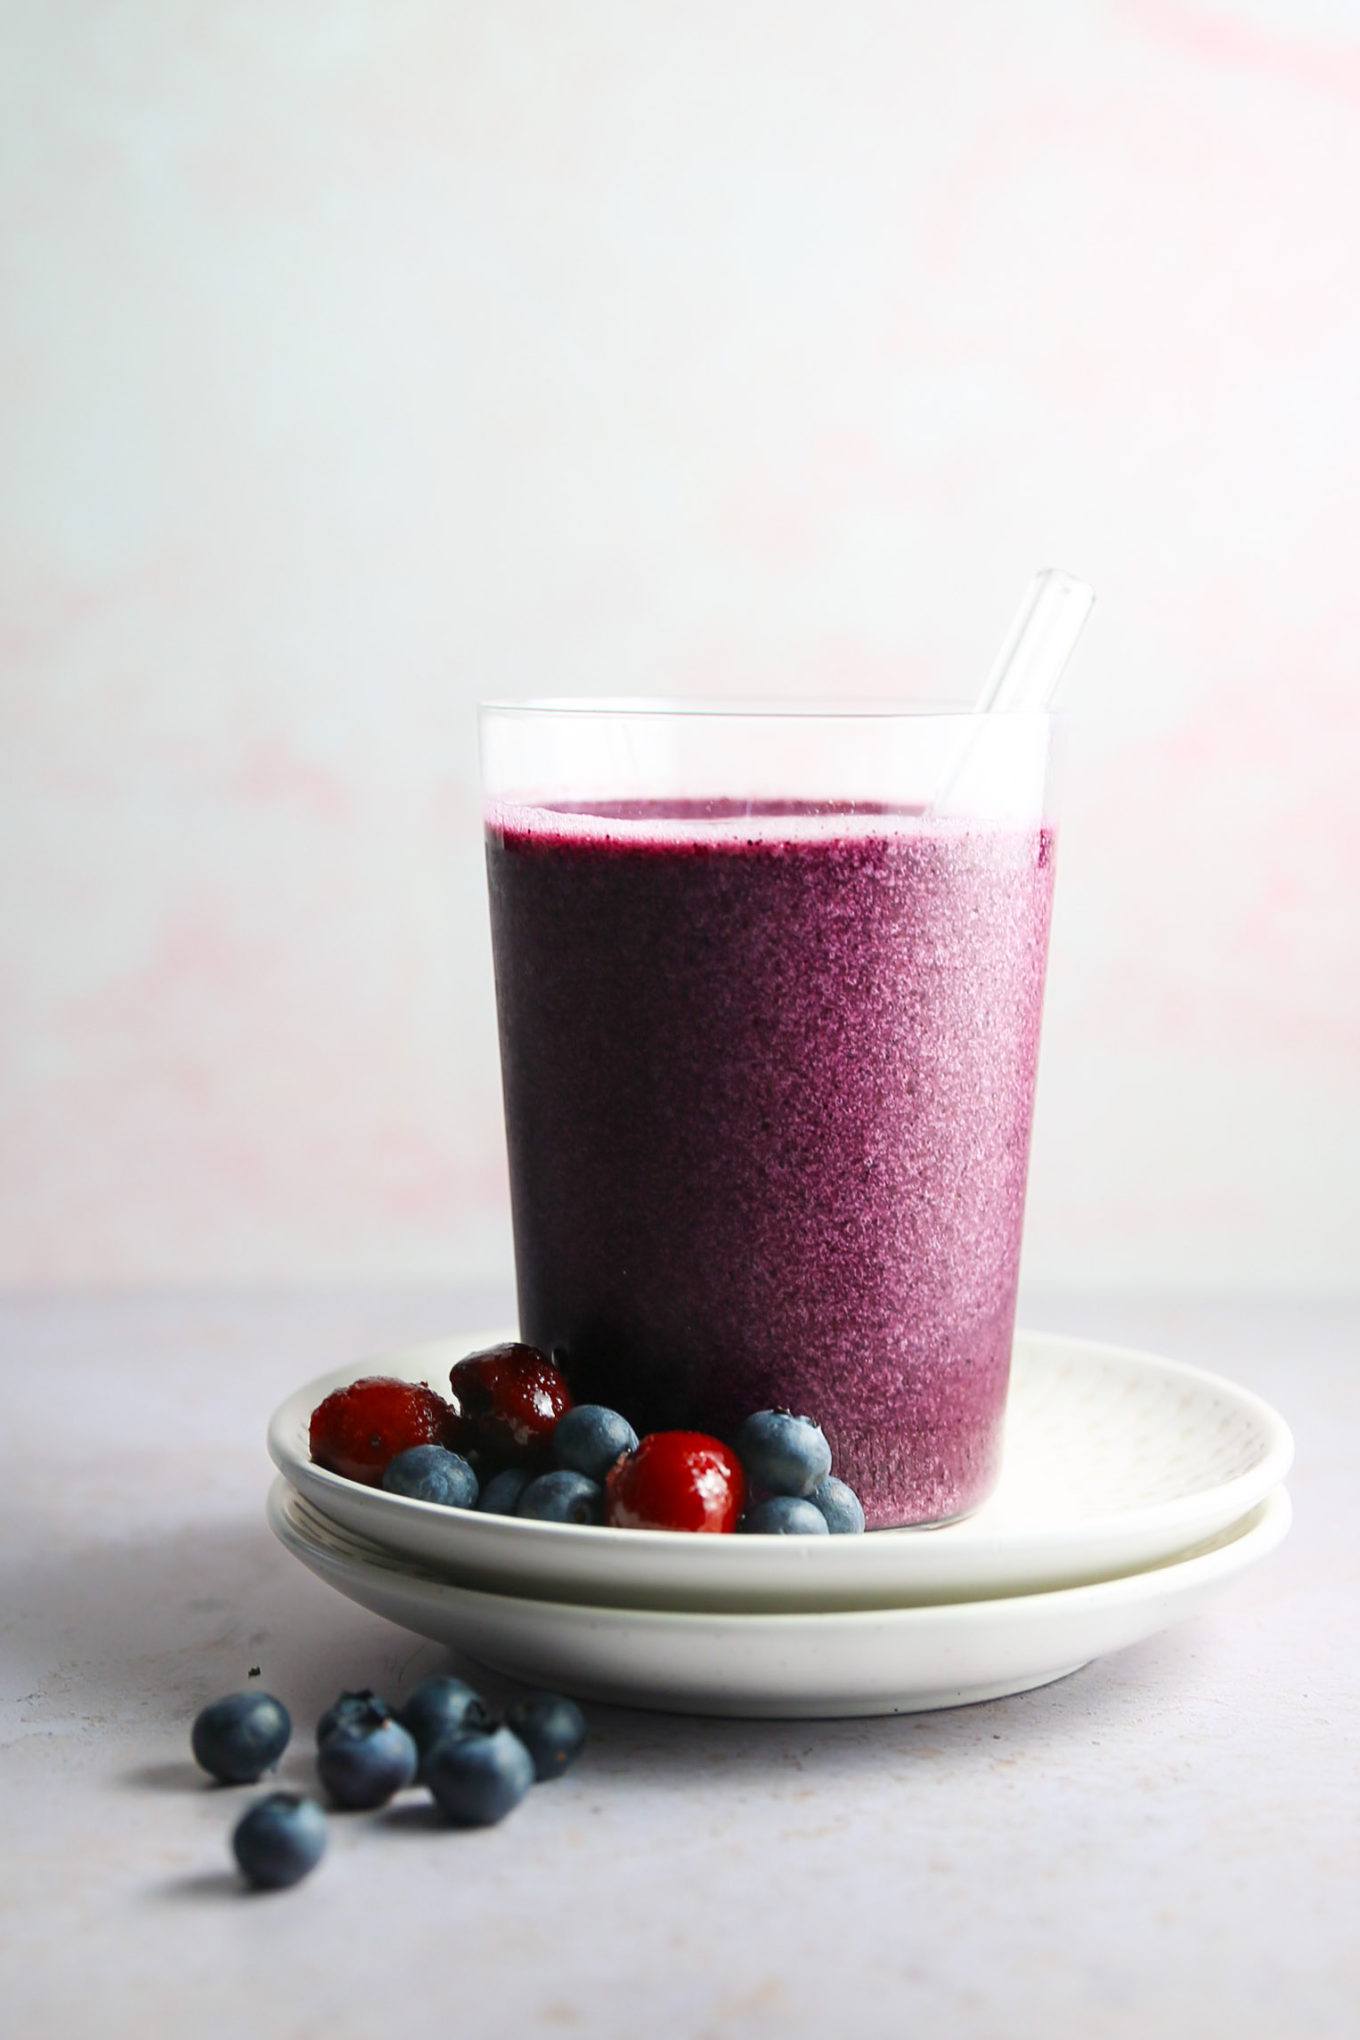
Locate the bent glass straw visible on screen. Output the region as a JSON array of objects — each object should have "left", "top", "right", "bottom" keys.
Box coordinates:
[
  {"left": 976, "top": 568, "right": 1095, "bottom": 715},
  {"left": 930, "top": 568, "right": 1094, "bottom": 812}
]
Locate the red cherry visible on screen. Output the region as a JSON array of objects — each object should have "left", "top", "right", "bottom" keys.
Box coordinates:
[
  {"left": 449, "top": 1342, "right": 572, "bottom": 1465},
  {"left": 309, "top": 1376, "right": 464, "bottom": 1487},
  {"left": 605, "top": 1432, "right": 746, "bottom": 1534}
]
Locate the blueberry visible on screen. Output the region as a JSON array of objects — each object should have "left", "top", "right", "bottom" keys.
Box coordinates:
[
  {"left": 735, "top": 1409, "right": 833, "bottom": 1497},
  {"left": 316, "top": 1717, "right": 419, "bottom": 1809},
  {"left": 232, "top": 1792, "right": 327, "bottom": 1889},
  {"left": 396, "top": 1674, "right": 491, "bottom": 1762},
  {"left": 316, "top": 1689, "right": 392, "bottom": 1746},
  {"left": 551, "top": 1404, "right": 639, "bottom": 1483},
  {"left": 381, "top": 1444, "right": 479, "bottom": 1508},
  {"left": 517, "top": 1469, "right": 605, "bottom": 1525},
  {"left": 477, "top": 1467, "right": 532, "bottom": 1516},
  {"left": 424, "top": 1727, "right": 535, "bottom": 1826},
  {"left": 809, "top": 1475, "right": 866, "bottom": 1535},
  {"left": 191, "top": 1692, "right": 291, "bottom": 1784},
  {"left": 739, "top": 1495, "right": 830, "bottom": 1535},
  {"left": 504, "top": 1694, "right": 587, "bottom": 1781}
]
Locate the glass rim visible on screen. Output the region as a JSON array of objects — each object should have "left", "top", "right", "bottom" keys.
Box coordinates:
[{"left": 478, "top": 695, "right": 1058, "bottom": 724}]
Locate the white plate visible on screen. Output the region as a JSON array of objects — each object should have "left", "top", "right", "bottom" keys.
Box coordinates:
[
  {"left": 267, "top": 1330, "right": 1294, "bottom": 1612},
  {"left": 267, "top": 1478, "right": 1291, "bottom": 1718}
]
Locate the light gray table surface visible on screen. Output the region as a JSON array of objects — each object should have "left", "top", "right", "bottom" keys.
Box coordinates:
[{"left": 1, "top": 1289, "right": 1354, "bottom": 2040}]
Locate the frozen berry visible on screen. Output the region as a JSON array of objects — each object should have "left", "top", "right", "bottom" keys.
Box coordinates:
[
  {"left": 424, "top": 1727, "right": 535, "bottom": 1826},
  {"left": 191, "top": 1692, "right": 291, "bottom": 1784},
  {"left": 396, "top": 1675, "right": 491, "bottom": 1762},
  {"left": 449, "top": 1343, "right": 572, "bottom": 1464},
  {"left": 606, "top": 1432, "right": 745, "bottom": 1534},
  {"left": 316, "top": 1718, "right": 419, "bottom": 1809},
  {"left": 504, "top": 1694, "right": 587, "bottom": 1781},
  {"left": 381, "top": 1444, "right": 479, "bottom": 1509},
  {"left": 809, "top": 1476, "right": 866, "bottom": 1535},
  {"left": 551, "top": 1404, "right": 638, "bottom": 1484},
  {"left": 316, "top": 1689, "right": 392, "bottom": 1746},
  {"left": 735, "top": 1410, "right": 832, "bottom": 1498},
  {"left": 739, "top": 1495, "right": 830, "bottom": 1535},
  {"left": 477, "top": 1467, "right": 532, "bottom": 1516},
  {"left": 310, "top": 1376, "right": 464, "bottom": 1487},
  {"left": 517, "top": 1469, "right": 604, "bottom": 1525},
  {"left": 232, "top": 1792, "right": 327, "bottom": 1889}
]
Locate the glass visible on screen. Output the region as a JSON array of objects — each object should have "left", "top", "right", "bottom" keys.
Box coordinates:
[{"left": 479, "top": 700, "right": 1060, "bottom": 1528}]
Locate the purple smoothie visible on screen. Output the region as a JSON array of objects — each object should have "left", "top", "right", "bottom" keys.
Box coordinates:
[{"left": 485, "top": 800, "right": 1055, "bottom": 1527}]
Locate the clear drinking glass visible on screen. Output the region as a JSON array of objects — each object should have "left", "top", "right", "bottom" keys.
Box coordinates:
[{"left": 480, "top": 700, "right": 1060, "bottom": 1528}]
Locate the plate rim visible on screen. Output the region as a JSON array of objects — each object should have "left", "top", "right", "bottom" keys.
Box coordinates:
[
  {"left": 268, "top": 1476, "right": 1293, "bottom": 1633},
  {"left": 267, "top": 1324, "right": 1295, "bottom": 1570}
]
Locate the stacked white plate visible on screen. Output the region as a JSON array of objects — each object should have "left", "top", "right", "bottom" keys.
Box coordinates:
[{"left": 267, "top": 1330, "right": 1293, "bottom": 1719}]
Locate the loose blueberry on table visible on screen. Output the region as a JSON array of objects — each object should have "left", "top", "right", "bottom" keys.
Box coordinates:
[
  {"left": 504, "top": 1694, "right": 588, "bottom": 1781},
  {"left": 316, "top": 1688, "right": 392, "bottom": 1745},
  {"left": 423, "top": 1725, "right": 537, "bottom": 1826},
  {"left": 191, "top": 1691, "right": 292, "bottom": 1784},
  {"left": 232, "top": 1792, "right": 327, "bottom": 1889},
  {"left": 316, "top": 1717, "right": 419, "bottom": 1810},
  {"left": 396, "top": 1674, "right": 492, "bottom": 1765}
]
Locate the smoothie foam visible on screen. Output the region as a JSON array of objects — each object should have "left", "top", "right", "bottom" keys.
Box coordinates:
[{"left": 486, "top": 800, "right": 1055, "bottom": 1527}]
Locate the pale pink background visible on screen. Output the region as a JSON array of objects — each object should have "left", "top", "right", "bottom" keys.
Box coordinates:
[{"left": 2, "top": 1, "right": 1357, "bottom": 1289}]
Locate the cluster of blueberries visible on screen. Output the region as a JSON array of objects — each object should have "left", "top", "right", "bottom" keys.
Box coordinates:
[
  {"left": 386, "top": 1403, "right": 865, "bottom": 1535},
  {"left": 733, "top": 1409, "right": 865, "bottom": 1535},
  {"left": 384, "top": 1401, "right": 640, "bottom": 1522},
  {"left": 192, "top": 1675, "right": 585, "bottom": 1890}
]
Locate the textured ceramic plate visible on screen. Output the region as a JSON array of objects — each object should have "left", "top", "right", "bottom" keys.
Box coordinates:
[
  {"left": 267, "top": 1478, "right": 1291, "bottom": 1718},
  {"left": 268, "top": 1330, "right": 1294, "bottom": 1612}
]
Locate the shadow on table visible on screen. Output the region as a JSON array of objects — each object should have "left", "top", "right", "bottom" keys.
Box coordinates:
[
  {"left": 125, "top": 1759, "right": 210, "bottom": 1793},
  {"left": 554, "top": 1623, "right": 1203, "bottom": 1789},
  {"left": 157, "top": 1870, "right": 249, "bottom": 1902}
]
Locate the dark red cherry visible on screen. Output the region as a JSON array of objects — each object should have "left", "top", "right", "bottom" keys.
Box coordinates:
[
  {"left": 450, "top": 1342, "right": 573, "bottom": 1465},
  {"left": 310, "top": 1377, "right": 465, "bottom": 1487},
  {"left": 605, "top": 1431, "right": 745, "bottom": 1533}
]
